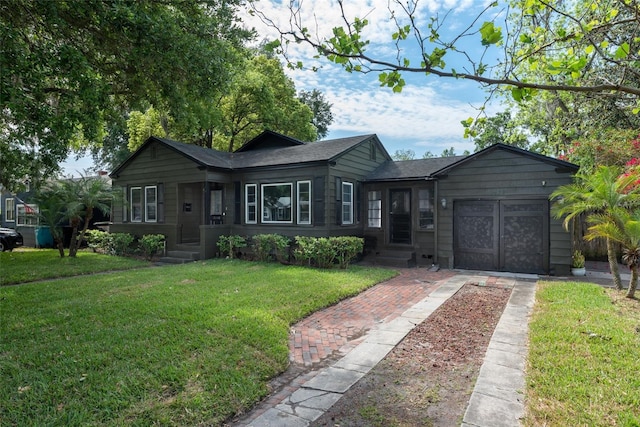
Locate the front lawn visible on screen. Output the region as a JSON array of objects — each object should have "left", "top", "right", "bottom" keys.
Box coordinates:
[
  {"left": 0, "top": 259, "right": 395, "bottom": 426},
  {"left": 1, "top": 248, "right": 150, "bottom": 285},
  {"left": 526, "top": 281, "right": 640, "bottom": 426}
]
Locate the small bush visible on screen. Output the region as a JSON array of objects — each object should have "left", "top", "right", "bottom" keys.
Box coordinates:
[
  {"left": 293, "top": 236, "right": 362, "bottom": 269},
  {"left": 217, "top": 235, "right": 247, "bottom": 259},
  {"left": 293, "top": 236, "right": 315, "bottom": 266},
  {"left": 86, "top": 230, "right": 109, "bottom": 253},
  {"left": 333, "top": 236, "right": 364, "bottom": 269},
  {"left": 252, "top": 234, "right": 290, "bottom": 262},
  {"left": 139, "top": 234, "right": 165, "bottom": 261},
  {"left": 110, "top": 233, "right": 135, "bottom": 256}
]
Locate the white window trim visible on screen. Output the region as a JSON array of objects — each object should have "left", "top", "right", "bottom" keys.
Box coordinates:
[
  {"left": 145, "top": 186, "right": 158, "bottom": 223},
  {"left": 342, "top": 182, "right": 354, "bottom": 225},
  {"left": 245, "top": 184, "right": 257, "bottom": 224},
  {"left": 367, "top": 190, "right": 382, "bottom": 228},
  {"left": 297, "top": 180, "right": 312, "bottom": 225},
  {"left": 5, "top": 198, "right": 15, "bottom": 222},
  {"left": 130, "top": 186, "right": 142, "bottom": 223},
  {"left": 16, "top": 203, "right": 39, "bottom": 226},
  {"left": 262, "top": 183, "right": 293, "bottom": 224}
]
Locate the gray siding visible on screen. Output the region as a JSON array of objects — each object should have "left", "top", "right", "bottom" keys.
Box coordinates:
[
  {"left": 436, "top": 149, "right": 574, "bottom": 274},
  {"left": 363, "top": 180, "right": 437, "bottom": 266}
]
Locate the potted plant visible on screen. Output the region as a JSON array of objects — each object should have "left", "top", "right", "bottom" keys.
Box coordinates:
[{"left": 571, "top": 250, "right": 586, "bottom": 276}]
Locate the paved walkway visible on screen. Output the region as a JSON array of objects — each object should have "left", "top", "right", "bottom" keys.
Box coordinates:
[{"left": 232, "top": 269, "right": 539, "bottom": 427}]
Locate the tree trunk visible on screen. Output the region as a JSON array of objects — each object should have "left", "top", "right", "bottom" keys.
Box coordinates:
[
  {"left": 68, "top": 219, "right": 80, "bottom": 257},
  {"left": 56, "top": 239, "right": 65, "bottom": 258},
  {"left": 626, "top": 265, "right": 638, "bottom": 299},
  {"left": 607, "top": 238, "right": 622, "bottom": 290},
  {"left": 74, "top": 209, "right": 94, "bottom": 256}
]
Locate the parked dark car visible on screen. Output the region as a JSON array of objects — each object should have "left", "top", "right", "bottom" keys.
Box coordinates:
[{"left": 0, "top": 228, "right": 24, "bottom": 251}]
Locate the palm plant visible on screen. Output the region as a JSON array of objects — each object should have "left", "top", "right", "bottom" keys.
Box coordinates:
[
  {"left": 550, "top": 166, "right": 640, "bottom": 290},
  {"left": 33, "top": 183, "right": 67, "bottom": 257},
  {"left": 64, "top": 176, "right": 112, "bottom": 257},
  {"left": 33, "top": 175, "right": 113, "bottom": 258},
  {"left": 586, "top": 209, "right": 640, "bottom": 298}
]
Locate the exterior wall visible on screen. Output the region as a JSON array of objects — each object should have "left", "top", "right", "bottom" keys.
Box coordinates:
[
  {"left": 363, "top": 180, "right": 437, "bottom": 267},
  {"left": 110, "top": 137, "right": 389, "bottom": 258},
  {"left": 435, "top": 149, "right": 575, "bottom": 275},
  {"left": 110, "top": 140, "right": 211, "bottom": 250},
  {"left": 328, "top": 139, "right": 389, "bottom": 236}
]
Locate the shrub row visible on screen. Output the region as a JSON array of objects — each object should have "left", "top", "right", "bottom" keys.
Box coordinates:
[
  {"left": 86, "top": 230, "right": 165, "bottom": 261},
  {"left": 216, "top": 234, "right": 364, "bottom": 269}
]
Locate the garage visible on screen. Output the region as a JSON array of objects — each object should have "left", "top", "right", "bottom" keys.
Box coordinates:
[{"left": 453, "top": 199, "right": 549, "bottom": 274}]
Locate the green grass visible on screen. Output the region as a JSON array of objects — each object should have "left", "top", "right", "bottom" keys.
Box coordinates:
[
  {"left": 525, "top": 281, "right": 640, "bottom": 426},
  {"left": 1, "top": 249, "right": 150, "bottom": 285},
  {"left": 0, "top": 258, "right": 395, "bottom": 426}
]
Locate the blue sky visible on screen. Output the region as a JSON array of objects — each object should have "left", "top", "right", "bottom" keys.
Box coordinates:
[{"left": 63, "top": 0, "right": 504, "bottom": 175}]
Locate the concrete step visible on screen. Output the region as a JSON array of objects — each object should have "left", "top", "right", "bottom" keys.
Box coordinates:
[
  {"left": 367, "top": 250, "right": 417, "bottom": 268},
  {"left": 166, "top": 250, "right": 200, "bottom": 260}
]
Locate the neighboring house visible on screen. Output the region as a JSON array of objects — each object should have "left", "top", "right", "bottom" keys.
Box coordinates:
[
  {"left": 110, "top": 131, "right": 579, "bottom": 275},
  {"left": 0, "top": 173, "right": 111, "bottom": 247}
]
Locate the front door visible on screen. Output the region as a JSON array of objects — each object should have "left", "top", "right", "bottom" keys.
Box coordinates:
[{"left": 389, "top": 189, "right": 411, "bottom": 244}]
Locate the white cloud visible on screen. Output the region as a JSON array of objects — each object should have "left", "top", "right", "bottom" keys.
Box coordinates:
[{"left": 244, "top": 0, "right": 503, "bottom": 155}]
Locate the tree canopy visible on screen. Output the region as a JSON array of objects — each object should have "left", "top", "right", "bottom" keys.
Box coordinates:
[
  {"left": 257, "top": 0, "right": 640, "bottom": 98},
  {"left": 1, "top": 0, "right": 252, "bottom": 191}
]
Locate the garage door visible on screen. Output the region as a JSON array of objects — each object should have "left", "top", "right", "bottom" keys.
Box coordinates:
[{"left": 453, "top": 200, "right": 549, "bottom": 274}]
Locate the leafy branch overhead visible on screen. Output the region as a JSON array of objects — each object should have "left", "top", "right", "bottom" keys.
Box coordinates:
[{"left": 253, "top": 0, "right": 640, "bottom": 99}]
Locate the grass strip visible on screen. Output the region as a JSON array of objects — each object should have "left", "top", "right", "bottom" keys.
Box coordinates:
[
  {"left": 525, "top": 281, "right": 640, "bottom": 426},
  {"left": 1, "top": 249, "right": 150, "bottom": 286},
  {"left": 0, "top": 259, "right": 395, "bottom": 425}
]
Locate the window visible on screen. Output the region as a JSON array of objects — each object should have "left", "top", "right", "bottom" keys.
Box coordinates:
[
  {"left": 5, "top": 198, "right": 15, "bottom": 222},
  {"left": 17, "top": 203, "right": 38, "bottom": 226},
  {"left": 262, "top": 183, "right": 292, "bottom": 223},
  {"left": 342, "top": 182, "right": 353, "bottom": 224},
  {"left": 297, "top": 181, "right": 311, "bottom": 224},
  {"left": 130, "top": 187, "right": 142, "bottom": 222},
  {"left": 368, "top": 190, "right": 382, "bottom": 228},
  {"left": 245, "top": 184, "right": 257, "bottom": 224},
  {"left": 211, "top": 190, "right": 223, "bottom": 215},
  {"left": 419, "top": 189, "right": 434, "bottom": 229},
  {"left": 145, "top": 186, "right": 157, "bottom": 222},
  {"left": 370, "top": 142, "right": 376, "bottom": 161}
]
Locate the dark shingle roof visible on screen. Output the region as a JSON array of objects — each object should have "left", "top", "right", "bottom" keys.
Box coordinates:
[
  {"left": 230, "top": 134, "right": 378, "bottom": 169},
  {"left": 366, "top": 156, "right": 467, "bottom": 181},
  {"left": 111, "top": 134, "right": 381, "bottom": 176}
]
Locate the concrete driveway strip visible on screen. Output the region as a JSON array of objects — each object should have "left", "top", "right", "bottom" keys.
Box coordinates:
[
  {"left": 245, "top": 274, "right": 468, "bottom": 427},
  {"left": 462, "top": 279, "right": 537, "bottom": 427}
]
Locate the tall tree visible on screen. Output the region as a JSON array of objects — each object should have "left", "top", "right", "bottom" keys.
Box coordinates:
[
  {"left": 214, "top": 55, "right": 317, "bottom": 151},
  {"left": 298, "top": 89, "right": 334, "bottom": 139},
  {"left": 1, "top": 0, "right": 252, "bottom": 191},
  {"left": 465, "top": 111, "right": 530, "bottom": 151},
  {"left": 392, "top": 149, "right": 416, "bottom": 160}
]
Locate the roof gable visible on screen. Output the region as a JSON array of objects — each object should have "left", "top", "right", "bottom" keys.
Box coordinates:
[
  {"left": 432, "top": 143, "right": 579, "bottom": 176},
  {"left": 110, "top": 133, "right": 389, "bottom": 176},
  {"left": 234, "top": 130, "right": 305, "bottom": 152}
]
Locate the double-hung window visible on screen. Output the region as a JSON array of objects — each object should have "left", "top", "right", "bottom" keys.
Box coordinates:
[
  {"left": 297, "top": 181, "right": 311, "bottom": 224},
  {"left": 245, "top": 184, "right": 257, "bottom": 224},
  {"left": 17, "top": 203, "right": 38, "bottom": 226},
  {"left": 367, "top": 190, "right": 382, "bottom": 228},
  {"left": 342, "top": 182, "right": 354, "bottom": 225},
  {"left": 145, "top": 186, "right": 157, "bottom": 222},
  {"left": 130, "top": 187, "right": 142, "bottom": 222},
  {"left": 419, "top": 189, "right": 434, "bottom": 229},
  {"left": 5, "top": 198, "right": 15, "bottom": 222}
]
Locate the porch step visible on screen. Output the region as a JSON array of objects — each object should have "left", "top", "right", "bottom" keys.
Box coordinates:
[
  {"left": 157, "top": 250, "right": 200, "bottom": 265},
  {"left": 369, "top": 250, "right": 417, "bottom": 268}
]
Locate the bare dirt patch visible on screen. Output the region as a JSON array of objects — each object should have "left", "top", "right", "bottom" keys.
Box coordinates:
[{"left": 311, "top": 283, "right": 512, "bottom": 427}]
